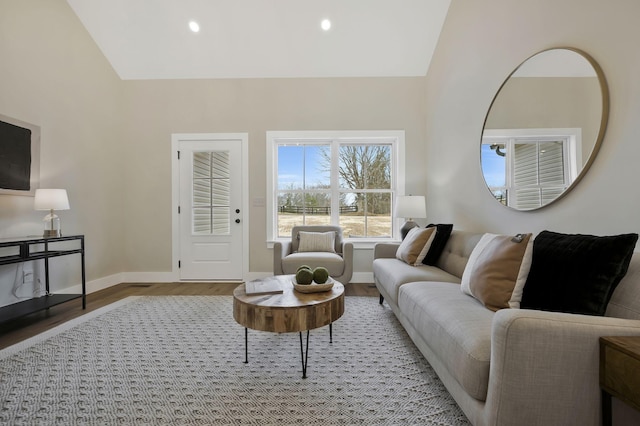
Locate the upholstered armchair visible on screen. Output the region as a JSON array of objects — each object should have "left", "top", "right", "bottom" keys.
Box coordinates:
[{"left": 273, "top": 225, "right": 353, "bottom": 284}]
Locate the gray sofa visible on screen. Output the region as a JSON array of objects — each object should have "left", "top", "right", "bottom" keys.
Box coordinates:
[{"left": 373, "top": 230, "right": 640, "bottom": 426}]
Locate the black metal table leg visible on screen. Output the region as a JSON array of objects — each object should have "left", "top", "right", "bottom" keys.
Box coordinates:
[
  {"left": 329, "top": 323, "right": 333, "bottom": 343},
  {"left": 602, "top": 390, "right": 612, "bottom": 426},
  {"left": 244, "top": 327, "right": 248, "bottom": 364},
  {"left": 299, "top": 330, "right": 310, "bottom": 379}
]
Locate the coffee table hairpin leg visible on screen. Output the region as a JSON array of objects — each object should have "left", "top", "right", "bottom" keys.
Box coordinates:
[
  {"left": 244, "top": 327, "right": 248, "bottom": 364},
  {"left": 244, "top": 324, "right": 334, "bottom": 379},
  {"left": 300, "top": 331, "right": 310, "bottom": 378}
]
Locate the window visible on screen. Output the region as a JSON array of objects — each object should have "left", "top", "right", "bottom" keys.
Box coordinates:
[
  {"left": 267, "top": 131, "right": 405, "bottom": 244},
  {"left": 481, "top": 129, "right": 580, "bottom": 210}
]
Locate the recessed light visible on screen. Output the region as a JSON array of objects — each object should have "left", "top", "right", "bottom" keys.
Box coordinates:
[
  {"left": 189, "top": 20, "right": 200, "bottom": 33},
  {"left": 321, "top": 19, "right": 331, "bottom": 31}
]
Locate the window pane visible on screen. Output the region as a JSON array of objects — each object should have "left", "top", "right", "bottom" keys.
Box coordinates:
[
  {"left": 193, "top": 208, "right": 211, "bottom": 234},
  {"left": 193, "top": 152, "right": 211, "bottom": 179},
  {"left": 366, "top": 193, "right": 392, "bottom": 237},
  {"left": 212, "top": 207, "right": 230, "bottom": 234},
  {"left": 193, "top": 178, "right": 211, "bottom": 207},
  {"left": 278, "top": 145, "right": 330, "bottom": 191},
  {"left": 278, "top": 145, "right": 304, "bottom": 190},
  {"left": 276, "top": 192, "right": 331, "bottom": 237},
  {"left": 513, "top": 188, "right": 541, "bottom": 210},
  {"left": 538, "top": 141, "right": 564, "bottom": 185},
  {"left": 211, "top": 152, "right": 229, "bottom": 178},
  {"left": 305, "top": 145, "right": 330, "bottom": 189},
  {"left": 541, "top": 187, "right": 565, "bottom": 204},
  {"left": 339, "top": 192, "right": 364, "bottom": 237},
  {"left": 513, "top": 143, "right": 539, "bottom": 186},
  {"left": 339, "top": 145, "right": 391, "bottom": 189},
  {"left": 339, "top": 192, "right": 391, "bottom": 238},
  {"left": 491, "top": 189, "right": 507, "bottom": 205},
  {"left": 305, "top": 213, "right": 331, "bottom": 226},
  {"left": 277, "top": 192, "right": 303, "bottom": 237},
  {"left": 481, "top": 144, "right": 507, "bottom": 187}
]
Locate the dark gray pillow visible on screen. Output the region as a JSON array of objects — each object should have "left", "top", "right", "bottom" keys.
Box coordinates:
[
  {"left": 520, "top": 230, "right": 638, "bottom": 316},
  {"left": 422, "top": 224, "right": 453, "bottom": 266}
]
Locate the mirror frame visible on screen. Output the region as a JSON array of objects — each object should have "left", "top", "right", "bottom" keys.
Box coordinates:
[{"left": 480, "top": 47, "right": 610, "bottom": 211}]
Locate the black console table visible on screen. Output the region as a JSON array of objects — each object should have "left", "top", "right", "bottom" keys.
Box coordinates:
[{"left": 0, "top": 235, "right": 85, "bottom": 323}]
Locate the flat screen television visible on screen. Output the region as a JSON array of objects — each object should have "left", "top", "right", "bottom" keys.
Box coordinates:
[{"left": 0, "top": 114, "right": 40, "bottom": 196}]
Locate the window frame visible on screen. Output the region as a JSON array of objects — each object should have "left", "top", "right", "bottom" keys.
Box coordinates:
[
  {"left": 266, "top": 130, "right": 406, "bottom": 248},
  {"left": 482, "top": 128, "right": 581, "bottom": 209}
]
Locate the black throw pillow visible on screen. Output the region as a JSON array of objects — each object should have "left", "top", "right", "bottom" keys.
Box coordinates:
[
  {"left": 422, "top": 224, "right": 454, "bottom": 266},
  {"left": 520, "top": 230, "right": 638, "bottom": 316}
]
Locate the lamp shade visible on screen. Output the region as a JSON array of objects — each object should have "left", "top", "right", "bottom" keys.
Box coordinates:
[
  {"left": 394, "top": 195, "right": 426, "bottom": 219},
  {"left": 34, "top": 189, "right": 70, "bottom": 211}
]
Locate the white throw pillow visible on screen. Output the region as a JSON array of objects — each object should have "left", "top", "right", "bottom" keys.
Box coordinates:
[{"left": 298, "top": 231, "right": 336, "bottom": 253}]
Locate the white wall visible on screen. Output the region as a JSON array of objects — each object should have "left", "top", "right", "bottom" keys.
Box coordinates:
[
  {"left": 424, "top": 0, "right": 640, "bottom": 242},
  {"left": 0, "top": 0, "right": 125, "bottom": 306},
  {"left": 121, "top": 77, "right": 428, "bottom": 278}
]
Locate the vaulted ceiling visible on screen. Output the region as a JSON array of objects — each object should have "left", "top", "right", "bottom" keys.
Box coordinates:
[{"left": 66, "top": 0, "right": 451, "bottom": 80}]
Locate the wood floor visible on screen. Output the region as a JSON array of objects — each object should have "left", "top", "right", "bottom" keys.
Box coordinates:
[{"left": 0, "top": 282, "right": 379, "bottom": 350}]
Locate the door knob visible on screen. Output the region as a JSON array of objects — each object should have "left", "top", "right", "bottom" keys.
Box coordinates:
[
  {"left": 235, "top": 219, "right": 241, "bottom": 223},
  {"left": 236, "top": 209, "right": 240, "bottom": 213}
]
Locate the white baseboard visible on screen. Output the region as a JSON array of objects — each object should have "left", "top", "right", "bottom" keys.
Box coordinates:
[
  {"left": 52, "top": 270, "right": 375, "bottom": 296},
  {"left": 121, "top": 271, "right": 177, "bottom": 283},
  {"left": 52, "top": 272, "right": 124, "bottom": 295},
  {"left": 350, "top": 272, "right": 374, "bottom": 283}
]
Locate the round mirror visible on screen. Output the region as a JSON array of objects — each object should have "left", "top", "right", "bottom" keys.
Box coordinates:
[{"left": 480, "top": 48, "right": 609, "bottom": 210}]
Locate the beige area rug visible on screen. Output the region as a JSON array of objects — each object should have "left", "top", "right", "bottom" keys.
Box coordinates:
[{"left": 0, "top": 296, "right": 470, "bottom": 425}]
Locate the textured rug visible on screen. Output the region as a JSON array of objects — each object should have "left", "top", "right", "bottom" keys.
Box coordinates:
[{"left": 0, "top": 296, "right": 470, "bottom": 425}]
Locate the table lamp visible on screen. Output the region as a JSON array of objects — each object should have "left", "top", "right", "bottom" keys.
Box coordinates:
[
  {"left": 395, "top": 195, "right": 426, "bottom": 240},
  {"left": 34, "top": 189, "right": 70, "bottom": 238}
]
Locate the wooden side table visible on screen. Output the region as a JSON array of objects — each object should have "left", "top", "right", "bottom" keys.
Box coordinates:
[
  {"left": 599, "top": 336, "right": 640, "bottom": 426},
  {"left": 233, "top": 275, "right": 345, "bottom": 378}
]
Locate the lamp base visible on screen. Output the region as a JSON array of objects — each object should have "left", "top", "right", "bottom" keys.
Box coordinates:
[
  {"left": 43, "top": 230, "right": 61, "bottom": 238},
  {"left": 400, "top": 221, "right": 419, "bottom": 240}
]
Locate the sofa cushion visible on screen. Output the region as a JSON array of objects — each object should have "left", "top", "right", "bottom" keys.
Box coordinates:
[
  {"left": 521, "top": 231, "right": 639, "bottom": 316},
  {"left": 297, "top": 231, "right": 336, "bottom": 253},
  {"left": 435, "top": 231, "right": 484, "bottom": 278},
  {"left": 461, "top": 233, "right": 533, "bottom": 311},
  {"left": 373, "top": 258, "right": 461, "bottom": 304},
  {"left": 422, "top": 224, "right": 454, "bottom": 266},
  {"left": 607, "top": 253, "right": 640, "bottom": 320},
  {"left": 396, "top": 227, "right": 436, "bottom": 265},
  {"left": 282, "top": 252, "right": 344, "bottom": 276},
  {"left": 398, "top": 282, "right": 494, "bottom": 401}
]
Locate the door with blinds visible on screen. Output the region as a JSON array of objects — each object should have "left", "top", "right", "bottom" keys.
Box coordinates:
[{"left": 178, "top": 137, "right": 244, "bottom": 280}]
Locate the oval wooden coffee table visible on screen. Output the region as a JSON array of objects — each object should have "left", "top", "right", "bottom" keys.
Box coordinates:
[{"left": 233, "top": 275, "right": 345, "bottom": 378}]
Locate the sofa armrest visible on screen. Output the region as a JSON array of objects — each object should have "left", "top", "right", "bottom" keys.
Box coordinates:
[
  {"left": 338, "top": 242, "right": 354, "bottom": 283},
  {"left": 273, "top": 241, "right": 292, "bottom": 275},
  {"left": 484, "top": 309, "right": 640, "bottom": 426},
  {"left": 374, "top": 242, "right": 400, "bottom": 260}
]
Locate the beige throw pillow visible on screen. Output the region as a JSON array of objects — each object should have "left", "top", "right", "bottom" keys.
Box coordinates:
[
  {"left": 298, "top": 231, "right": 336, "bottom": 253},
  {"left": 396, "top": 227, "right": 437, "bottom": 266},
  {"left": 461, "top": 233, "right": 533, "bottom": 311}
]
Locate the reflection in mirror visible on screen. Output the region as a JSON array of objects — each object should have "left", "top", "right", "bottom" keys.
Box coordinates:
[{"left": 481, "top": 48, "right": 608, "bottom": 210}]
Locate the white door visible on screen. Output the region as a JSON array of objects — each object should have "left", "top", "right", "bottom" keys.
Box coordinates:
[{"left": 177, "top": 138, "right": 244, "bottom": 280}]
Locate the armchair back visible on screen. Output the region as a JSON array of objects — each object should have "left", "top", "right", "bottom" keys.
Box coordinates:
[{"left": 290, "top": 225, "right": 344, "bottom": 254}]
